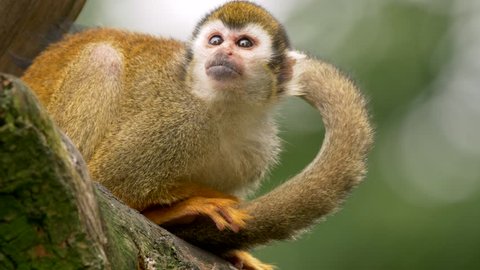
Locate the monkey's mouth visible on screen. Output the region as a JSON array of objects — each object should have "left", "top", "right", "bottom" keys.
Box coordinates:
[{"left": 205, "top": 60, "right": 241, "bottom": 81}]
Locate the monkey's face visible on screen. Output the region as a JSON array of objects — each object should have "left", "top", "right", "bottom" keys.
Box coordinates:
[{"left": 190, "top": 20, "right": 277, "bottom": 103}]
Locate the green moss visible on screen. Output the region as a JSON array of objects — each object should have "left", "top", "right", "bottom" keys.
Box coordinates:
[
  {"left": 0, "top": 75, "right": 105, "bottom": 269},
  {"left": 1, "top": 74, "right": 230, "bottom": 269}
]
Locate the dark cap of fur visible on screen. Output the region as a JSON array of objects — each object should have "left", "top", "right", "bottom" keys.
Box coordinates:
[{"left": 192, "top": 1, "right": 290, "bottom": 50}]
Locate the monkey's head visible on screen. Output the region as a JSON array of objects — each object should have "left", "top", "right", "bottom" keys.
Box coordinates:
[{"left": 187, "top": 1, "right": 292, "bottom": 104}]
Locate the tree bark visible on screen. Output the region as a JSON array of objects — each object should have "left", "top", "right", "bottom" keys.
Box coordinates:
[
  {"left": 0, "top": 0, "right": 86, "bottom": 76},
  {"left": 0, "top": 74, "right": 235, "bottom": 270}
]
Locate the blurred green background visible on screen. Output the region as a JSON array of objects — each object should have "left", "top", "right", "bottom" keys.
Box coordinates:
[{"left": 77, "top": 0, "right": 480, "bottom": 269}]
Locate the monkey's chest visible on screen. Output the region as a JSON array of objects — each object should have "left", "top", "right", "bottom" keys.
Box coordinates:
[{"left": 192, "top": 127, "right": 280, "bottom": 198}]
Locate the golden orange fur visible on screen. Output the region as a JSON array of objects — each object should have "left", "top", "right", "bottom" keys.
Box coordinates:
[{"left": 22, "top": 2, "right": 373, "bottom": 269}]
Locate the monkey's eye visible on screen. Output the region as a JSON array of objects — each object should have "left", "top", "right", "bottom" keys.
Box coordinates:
[
  {"left": 237, "top": 37, "right": 254, "bottom": 48},
  {"left": 208, "top": 35, "right": 224, "bottom": 46}
]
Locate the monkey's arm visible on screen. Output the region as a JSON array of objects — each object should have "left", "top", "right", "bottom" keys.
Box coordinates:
[{"left": 169, "top": 57, "right": 374, "bottom": 251}]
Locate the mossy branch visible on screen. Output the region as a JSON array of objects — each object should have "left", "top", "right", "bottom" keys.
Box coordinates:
[{"left": 0, "top": 74, "right": 235, "bottom": 270}]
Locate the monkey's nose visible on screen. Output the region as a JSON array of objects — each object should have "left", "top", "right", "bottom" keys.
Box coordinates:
[
  {"left": 219, "top": 44, "right": 235, "bottom": 56},
  {"left": 221, "top": 48, "right": 233, "bottom": 56}
]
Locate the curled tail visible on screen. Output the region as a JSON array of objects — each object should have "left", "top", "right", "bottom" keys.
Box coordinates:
[{"left": 171, "top": 56, "right": 374, "bottom": 251}]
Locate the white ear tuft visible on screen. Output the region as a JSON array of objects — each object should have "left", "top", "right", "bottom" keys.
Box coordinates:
[
  {"left": 285, "top": 50, "right": 307, "bottom": 97},
  {"left": 287, "top": 50, "right": 307, "bottom": 61}
]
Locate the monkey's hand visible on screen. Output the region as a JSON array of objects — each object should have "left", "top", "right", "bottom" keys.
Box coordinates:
[{"left": 142, "top": 197, "right": 251, "bottom": 232}]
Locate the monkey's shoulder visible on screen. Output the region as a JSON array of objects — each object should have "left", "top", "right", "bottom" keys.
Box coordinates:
[
  {"left": 23, "top": 28, "right": 187, "bottom": 104},
  {"left": 61, "top": 28, "right": 186, "bottom": 63}
]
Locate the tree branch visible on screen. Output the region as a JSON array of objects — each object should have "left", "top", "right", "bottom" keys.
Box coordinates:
[{"left": 0, "top": 74, "right": 235, "bottom": 270}]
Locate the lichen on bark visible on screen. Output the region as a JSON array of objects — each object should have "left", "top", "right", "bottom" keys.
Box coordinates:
[
  {"left": 0, "top": 74, "right": 108, "bottom": 269},
  {"left": 0, "top": 74, "right": 235, "bottom": 270}
]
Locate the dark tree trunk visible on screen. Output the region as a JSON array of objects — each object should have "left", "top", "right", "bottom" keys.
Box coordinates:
[{"left": 0, "top": 0, "right": 86, "bottom": 76}]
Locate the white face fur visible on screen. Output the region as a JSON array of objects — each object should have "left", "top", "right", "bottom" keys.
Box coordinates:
[{"left": 190, "top": 20, "right": 276, "bottom": 104}]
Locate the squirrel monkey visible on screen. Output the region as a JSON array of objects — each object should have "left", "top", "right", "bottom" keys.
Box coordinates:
[{"left": 22, "top": 1, "right": 373, "bottom": 269}]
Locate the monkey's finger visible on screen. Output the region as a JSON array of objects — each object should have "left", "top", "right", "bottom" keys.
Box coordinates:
[
  {"left": 202, "top": 209, "right": 230, "bottom": 231},
  {"left": 224, "top": 250, "right": 276, "bottom": 270},
  {"left": 216, "top": 206, "right": 234, "bottom": 224}
]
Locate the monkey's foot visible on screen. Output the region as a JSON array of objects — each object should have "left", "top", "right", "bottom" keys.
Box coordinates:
[
  {"left": 224, "top": 250, "right": 275, "bottom": 270},
  {"left": 142, "top": 197, "right": 251, "bottom": 232}
]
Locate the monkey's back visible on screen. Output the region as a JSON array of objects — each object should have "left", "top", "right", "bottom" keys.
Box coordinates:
[
  {"left": 22, "top": 29, "right": 211, "bottom": 207},
  {"left": 23, "top": 28, "right": 187, "bottom": 105},
  {"left": 22, "top": 28, "right": 279, "bottom": 210}
]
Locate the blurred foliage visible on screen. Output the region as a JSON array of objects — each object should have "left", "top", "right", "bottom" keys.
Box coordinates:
[{"left": 255, "top": 1, "right": 480, "bottom": 269}]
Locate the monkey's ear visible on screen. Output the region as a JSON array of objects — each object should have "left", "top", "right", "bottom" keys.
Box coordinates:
[
  {"left": 278, "top": 50, "right": 301, "bottom": 89},
  {"left": 283, "top": 50, "right": 307, "bottom": 97}
]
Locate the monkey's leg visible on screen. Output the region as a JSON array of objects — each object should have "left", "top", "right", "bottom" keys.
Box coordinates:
[
  {"left": 141, "top": 184, "right": 250, "bottom": 232},
  {"left": 143, "top": 197, "right": 250, "bottom": 232}
]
